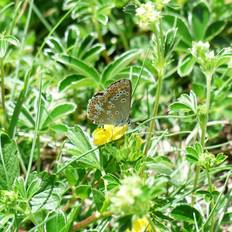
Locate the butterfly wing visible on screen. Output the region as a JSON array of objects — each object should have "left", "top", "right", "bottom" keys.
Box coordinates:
[
  {"left": 87, "top": 92, "right": 114, "bottom": 125},
  {"left": 87, "top": 79, "right": 131, "bottom": 125},
  {"left": 105, "top": 79, "right": 131, "bottom": 125}
]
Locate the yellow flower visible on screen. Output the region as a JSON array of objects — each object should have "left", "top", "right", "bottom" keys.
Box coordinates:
[
  {"left": 126, "top": 217, "right": 151, "bottom": 232},
  {"left": 93, "top": 124, "right": 128, "bottom": 146}
]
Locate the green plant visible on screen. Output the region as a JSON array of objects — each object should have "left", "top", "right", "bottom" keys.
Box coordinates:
[{"left": 0, "top": 0, "right": 231, "bottom": 231}]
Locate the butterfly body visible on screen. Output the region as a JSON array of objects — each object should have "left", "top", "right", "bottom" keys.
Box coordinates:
[{"left": 87, "top": 79, "right": 131, "bottom": 126}]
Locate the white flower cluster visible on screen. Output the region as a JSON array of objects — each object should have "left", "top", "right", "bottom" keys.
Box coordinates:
[
  {"left": 190, "top": 41, "right": 217, "bottom": 70},
  {"left": 110, "top": 175, "right": 147, "bottom": 215},
  {"left": 136, "top": 1, "right": 161, "bottom": 29},
  {"left": 190, "top": 41, "right": 210, "bottom": 58}
]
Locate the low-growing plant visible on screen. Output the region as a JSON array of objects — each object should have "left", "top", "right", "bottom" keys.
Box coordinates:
[{"left": 0, "top": 0, "right": 231, "bottom": 231}]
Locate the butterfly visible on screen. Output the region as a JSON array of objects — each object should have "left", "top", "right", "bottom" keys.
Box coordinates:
[{"left": 87, "top": 79, "right": 132, "bottom": 126}]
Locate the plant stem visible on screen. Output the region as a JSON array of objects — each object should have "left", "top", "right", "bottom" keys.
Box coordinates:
[
  {"left": 35, "top": 8, "right": 72, "bottom": 58},
  {"left": 72, "top": 211, "right": 112, "bottom": 231},
  {"left": 206, "top": 168, "right": 215, "bottom": 232},
  {"left": 143, "top": 21, "right": 165, "bottom": 155},
  {"left": 144, "top": 72, "right": 163, "bottom": 154},
  {"left": 191, "top": 165, "right": 200, "bottom": 205},
  {"left": 201, "top": 171, "right": 231, "bottom": 231},
  {"left": 200, "top": 73, "right": 212, "bottom": 147},
  {"left": 192, "top": 72, "right": 212, "bottom": 205},
  {"left": 56, "top": 146, "right": 100, "bottom": 174},
  {"left": 206, "top": 168, "right": 213, "bottom": 193},
  {"left": 0, "top": 58, "right": 6, "bottom": 130},
  {"left": 25, "top": 72, "right": 42, "bottom": 185},
  {"left": 9, "top": 0, "right": 33, "bottom": 136},
  {"left": 0, "top": 135, "right": 9, "bottom": 189}
]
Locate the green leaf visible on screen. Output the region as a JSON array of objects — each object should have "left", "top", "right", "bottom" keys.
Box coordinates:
[
  {"left": 97, "top": 3, "right": 114, "bottom": 24},
  {"left": 97, "top": 1, "right": 115, "bottom": 15},
  {"left": 103, "top": 174, "right": 120, "bottom": 190},
  {"left": 101, "top": 49, "right": 141, "bottom": 83},
  {"left": 195, "top": 143, "right": 203, "bottom": 154},
  {"left": 205, "top": 21, "right": 226, "bottom": 41},
  {"left": 21, "top": 106, "right": 35, "bottom": 127},
  {"left": 3, "top": 35, "right": 20, "bottom": 47},
  {"left": 46, "top": 36, "right": 64, "bottom": 54},
  {"left": 27, "top": 176, "right": 42, "bottom": 199},
  {"left": 186, "top": 154, "right": 198, "bottom": 164},
  {"left": 60, "top": 206, "right": 81, "bottom": 232},
  {"left": 119, "top": 65, "right": 154, "bottom": 81},
  {"left": 42, "top": 103, "right": 76, "bottom": 129},
  {"left": 163, "top": 14, "right": 192, "bottom": 46},
  {"left": 169, "top": 91, "right": 197, "bottom": 114},
  {"left": 77, "top": 34, "right": 95, "bottom": 59},
  {"left": 61, "top": 206, "right": 80, "bottom": 232},
  {"left": 58, "top": 54, "right": 100, "bottom": 82},
  {"left": 64, "top": 166, "right": 79, "bottom": 186},
  {"left": 123, "top": 4, "right": 136, "bottom": 15},
  {"left": 76, "top": 185, "right": 91, "bottom": 200},
  {"left": 14, "top": 177, "right": 27, "bottom": 199},
  {"left": 215, "top": 153, "right": 227, "bottom": 166},
  {"left": 186, "top": 146, "right": 199, "bottom": 164},
  {"left": 51, "top": 124, "right": 69, "bottom": 133},
  {"left": 65, "top": 1, "right": 90, "bottom": 21},
  {"left": 92, "top": 188, "right": 105, "bottom": 210},
  {"left": 191, "top": 2, "right": 210, "bottom": 40},
  {"left": 146, "top": 156, "right": 173, "bottom": 175},
  {"left": 186, "top": 143, "right": 204, "bottom": 165},
  {"left": 0, "top": 132, "right": 19, "bottom": 190},
  {"left": 59, "top": 74, "right": 85, "bottom": 92},
  {"left": 31, "top": 183, "right": 66, "bottom": 212},
  {"left": 196, "top": 190, "right": 210, "bottom": 196},
  {"left": 8, "top": 72, "right": 30, "bottom": 138},
  {"left": 216, "top": 49, "right": 232, "bottom": 67},
  {"left": 169, "top": 102, "right": 192, "bottom": 112},
  {"left": 221, "top": 212, "right": 232, "bottom": 225},
  {"left": 65, "top": 25, "right": 80, "bottom": 48},
  {"left": 66, "top": 125, "right": 100, "bottom": 169},
  {"left": 46, "top": 211, "right": 66, "bottom": 232},
  {"left": 164, "top": 28, "right": 177, "bottom": 56},
  {"left": 178, "top": 55, "right": 195, "bottom": 77},
  {"left": 82, "top": 44, "right": 105, "bottom": 61},
  {"left": 171, "top": 204, "right": 203, "bottom": 224},
  {"left": 96, "top": 14, "right": 108, "bottom": 25},
  {"left": 0, "top": 34, "right": 19, "bottom": 58}
]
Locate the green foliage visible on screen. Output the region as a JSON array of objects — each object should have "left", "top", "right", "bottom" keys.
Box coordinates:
[
  {"left": 41, "top": 102, "right": 76, "bottom": 129},
  {"left": 45, "top": 211, "right": 66, "bottom": 232},
  {"left": 171, "top": 204, "right": 202, "bottom": 225},
  {"left": 186, "top": 143, "right": 227, "bottom": 168},
  {"left": 0, "top": 132, "right": 19, "bottom": 190},
  {"left": 101, "top": 49, "right": 142, "bottom": 83},
  {"left": 58, "top": 55, "right": 101, "bottom": 83},
  {"left": 0, "top": 33, "right": 19, "bottom": 58},
  {"left": 0, "top": 0, "right": 231, "bottom": 231},
  {"left": 65, "top": 125, "right": 100, "bottom": 169},
  {"left": 169, "top": 90, "right": 198, "bottom": 114}
]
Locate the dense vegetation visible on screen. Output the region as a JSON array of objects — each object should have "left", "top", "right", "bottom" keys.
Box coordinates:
[{"left": 0, "top": 0, "right": 231, "bottom": 231}]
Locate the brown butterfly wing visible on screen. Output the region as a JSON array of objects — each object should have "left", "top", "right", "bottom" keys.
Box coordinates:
[
  {"left": 87, "top": 92, "right": 113, "bottom": 125},
  {"left": 87, "top": 79, "right": 131, "bottom": 125},
  {"left": 105, "top": 79, "right": 131, "bottom": 125}
]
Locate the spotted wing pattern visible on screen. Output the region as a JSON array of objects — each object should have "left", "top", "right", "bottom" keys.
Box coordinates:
[{"left": 87, "top": 79, "right": 131, "bottom": 125}]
